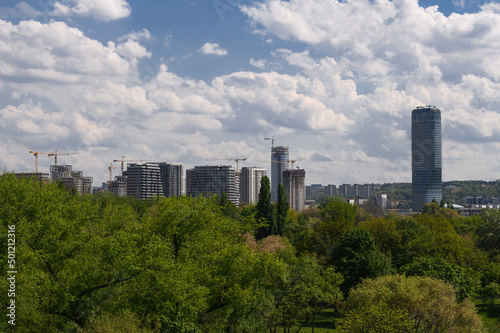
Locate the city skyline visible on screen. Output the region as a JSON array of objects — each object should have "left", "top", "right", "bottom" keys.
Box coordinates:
[{"left": 1, "top": 1, "right": 500, "bottom": 186}]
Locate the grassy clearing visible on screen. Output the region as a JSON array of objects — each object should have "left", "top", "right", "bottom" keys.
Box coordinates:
[
  {"left": 280, "top": 300, "right": 500, "bottom": 333},
  {"left": 476, "top": 300, "right": 500, "bottom": 332}
]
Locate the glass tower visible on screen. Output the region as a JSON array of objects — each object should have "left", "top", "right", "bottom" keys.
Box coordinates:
[
  {"left": 411, "top": 106, "right": 442, "bottom": 212},
  {"left": 271, "top": 146, "right": 289, "bottom": 202}
]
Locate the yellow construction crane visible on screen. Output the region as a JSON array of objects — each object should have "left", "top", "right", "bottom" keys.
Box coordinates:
[
  {"left": 108, "top": 163, "right": 116, "bottom": 189},
  {"left": 48, "top": 150, "right": 78, "bottom": 165},
  {"left": 113, "top": 156, "right": 150, "bottom": 175},
  {"left": 213, "top": 158, "right": 247, "bottom": 176},
  {"left": 28, "top": 150, "right": 53, "bottom": 173}
]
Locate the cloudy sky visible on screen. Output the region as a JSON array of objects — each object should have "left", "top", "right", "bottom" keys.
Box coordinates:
[{"left": 1, "top": 0, "right": 500, "bottom": 186}]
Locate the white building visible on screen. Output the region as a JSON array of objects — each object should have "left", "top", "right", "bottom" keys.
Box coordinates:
[{"left": 240, "top": 167, "right": 266, "bottom": 205}]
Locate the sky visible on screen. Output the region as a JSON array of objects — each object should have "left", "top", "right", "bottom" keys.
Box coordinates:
[{"left": 1, "top": 0, "right": 500, "bottom": 186}]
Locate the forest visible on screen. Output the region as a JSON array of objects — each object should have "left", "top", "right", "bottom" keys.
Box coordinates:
[{"left": 1, "top": 172, "right": 500, "bottom": 332}]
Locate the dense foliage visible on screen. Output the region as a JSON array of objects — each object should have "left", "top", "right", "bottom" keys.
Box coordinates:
[{"left": 1, "top": 173, "right": 499, "bottom": 332}]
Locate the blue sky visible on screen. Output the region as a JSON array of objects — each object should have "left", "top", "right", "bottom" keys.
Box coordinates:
[{"left": 1, "top": 0, "right": 500, "bottom": 186}]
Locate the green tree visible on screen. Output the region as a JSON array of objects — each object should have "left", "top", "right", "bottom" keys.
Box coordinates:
[
  {"left": 401, "top": 256, "right": 480, "bottom": 301},
  {"left": 337, "top": 302, "right": 413, "bottom": 333},
  {"left": 218, "top": 192, "right": 237, "bottom": 217},
  {"left": 311, "top": 198, "right": 357, "bottom": 261},
  {"left": 262, "top": 250, "right": 343, "bottom": 333},
  {"left": 477, "top": 208, "right": 500, "bottom": 256},
  {"left": 344, "top": 275, "right": 484, "bottom": 333},
  {"left": 255, "top": 175, "right": 276, "bottom": 240},
  {"left": 481, "top": 282, "right": 500, "bottom": 308},
  {"left": 331, "top": 228, "right": 393, "bottom": 292},
  {"left": 276, "top": 183, "right": 289, "bottom": 236}
]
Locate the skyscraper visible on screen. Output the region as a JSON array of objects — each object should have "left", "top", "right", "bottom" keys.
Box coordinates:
[
  {"left": 239, "top": 167, "right": 266, "bottom": 205},
  {"left": 271, "top": 145, "right": 289, "bottom": 202},
  {"left": 411, "top": 106, "right": 442, "bottom": 212}
]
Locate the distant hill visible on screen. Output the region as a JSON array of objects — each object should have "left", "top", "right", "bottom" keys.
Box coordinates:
[{"left": 308, "top": 180, "right": 500, "bottom": 208}]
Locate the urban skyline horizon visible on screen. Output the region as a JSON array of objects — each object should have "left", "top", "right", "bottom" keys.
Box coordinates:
[{"left": 1, "top": 1, "right": 500, "bottom": 188}]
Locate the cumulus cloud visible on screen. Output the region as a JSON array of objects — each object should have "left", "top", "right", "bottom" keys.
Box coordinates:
[
  {"left": 52, "top": 0, "right": 131, "bottom": 21},
  {"left": 198, "top": 42, "right": 228, "bottom": 56},
  {"left": 238, "top": 0, "right": 500, "bottom": 183}
]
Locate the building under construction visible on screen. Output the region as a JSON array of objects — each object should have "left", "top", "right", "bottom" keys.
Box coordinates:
[
  {"left": 283, "top": 169, "right": 305, "bottom": 212},
  {"left": 50, "top": 165, "right": 93, "bottom": 194},
  {"left": 186, "top": 165, "right": 239, "bottom": 206}
]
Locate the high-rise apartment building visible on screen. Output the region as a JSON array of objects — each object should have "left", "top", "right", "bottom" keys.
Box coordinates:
[
  {"left": 186, "top": 165, "right": 239, "bottom": 205},
  {"left": 283, "top": 169, "right": 305, "bottom": 212},
  {"left": 271, "top": 146, "right": 289, "bottom": 202},
  {"left": 158, "top": 162, "right": 184, "bottom": 197},
  {"left": 50, "top": 165, "right": 93, "bottom": 194},
  {"left": 110, "top": 175, "right": 127, "bottom": 196},
  {"left": 412, "top": 106, "right": 442, "bottom": 212},
  {"left": 126, "top": 163, "right": 162, "bottom": 200},
  {"left": 240, "top": 167, "right": 266, "bottom": 205}
]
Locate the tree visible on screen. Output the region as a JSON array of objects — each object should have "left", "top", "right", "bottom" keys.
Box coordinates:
[
  {"left": 343, "top": 275, "right": 484, "bottom": 333},
  {"left": 276, "top": 183, "right": 289, "bottom": 236},
  {"left": 331, "top": 229, "right": 393, "bottom": 292},
  {"left": 218, "top": 192, "right": 237, "bottom": 217},
  {"left": 262, "top": 250, "right": 343, "bottom": 333},
  {"left": 477, "top": 208, "right": 500, "bottom": 256},
  {"left": 401, "top": 256, "right": 480, "bottom": 301},
  {"left": 337, "top": 302, "right": 413, "bottom": 333},
  {"left": 255, "top": 175, "right": 276, "bottom": 240},
  {"left": 481, "top": 282, "right": 500, "bottom": 308},
  {"left": 311, "top": 198, "right": 357, "bottom": 261}
]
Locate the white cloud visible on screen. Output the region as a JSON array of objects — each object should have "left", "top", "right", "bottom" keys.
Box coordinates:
[
  {"left": 52, "top": 0, "right": 131, "bottom": 21},
  {"left": 199, "top": 42, "right": 228, "bottom": 56},
  {"left": 250, "top": 58, "right": 267, "bottom": 69},
  {"left": 117, "top": 29, "right": 151, "bottom": 42},
  {"left": 0, "top": 2, "right": 41, "bottom": 19}
]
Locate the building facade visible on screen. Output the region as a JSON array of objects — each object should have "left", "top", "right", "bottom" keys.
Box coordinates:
[
  {"left": 271, "top": 145, "right": 289, "bottom": 202},
  {"left": 412, "top": 106, "right": 442, "bottom": 212},
  {"left": 239, "top": 167, "right": 266, "bottom": 205},
  {"left": 50, "top": 165, "right": 93, "bottom": 194},
  {"left": 126, "top": 163, "right": 162, "bottom": 200},
  {"left": 186, "top": 165, "right": 239, "bottom": 205},
  {"left": 283, "top": 169, "right": 305, "bottom": 212},
  {"left": 158, "top": 162, "right": 184, "bottom": 197}
]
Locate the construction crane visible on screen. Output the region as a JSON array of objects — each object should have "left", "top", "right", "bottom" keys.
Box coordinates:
[
  {"left": 258, "top": 158, "right": 306, "bottom": 210},
  {"left": 28, "top": 150, "right": 53, "bottom": 173},
  {"left": 213, "top": 158, "right": 247, "bottom": 176},
  {"left": 264, "top": 136, "right": 287, "bottom": 149},
  {"left": 108, "top": 163, "right": 116, "bottom": 189},
  {"left": 48, "top": 150, "right": 78, "bottom": 166},
  {"left": 113, "top": 156, "right": 150, "bottom": 175}
]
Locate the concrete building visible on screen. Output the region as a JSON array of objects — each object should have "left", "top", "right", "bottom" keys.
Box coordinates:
[
  {"left": 283, "top": 169, "right": 305, "bottom": 212},
  {"left": 338, "top": 184, "right": 350, "bottom": 196},
  {"left": 126, "top": 163, "right": 162, "bottom": 200},
  {"left": 50, "top": 165, "right": 93, "bottom": 194},
  {"left": 110, "top": 175, "right": 127, "bottom": 197},
  {"left": 324, "top": 184, "right": 337, "bottom": 196},
  {"left": 15, "top": 172, "right": 50, "bottom": 182},
  {"left": 158, "top": 162, "right": 184, "bottom": 197},
  {"left": 412, "top": 106, "right": 442, "bottom": 212},
  {"left": 186, "top": 165, "right": 239, "bottom": 205},
  {"left": 239, "top": 167, "right": 266, "bottom": 205},
  {"left": 359, "top": 184, "right": 373, "bottom": 198},
  {"left": 271, "top": 145, "right": 289, "bottom": 202}
]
